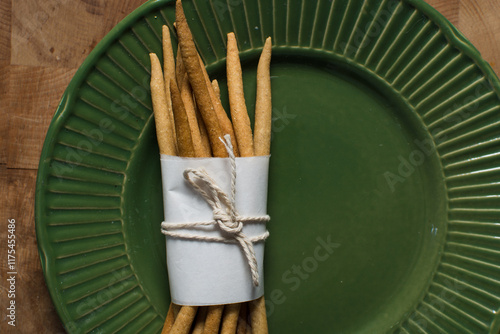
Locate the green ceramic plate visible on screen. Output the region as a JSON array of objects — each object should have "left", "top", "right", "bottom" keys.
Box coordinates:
[{"left": 36, "top": 0, "right": 500, "bottom": 333}]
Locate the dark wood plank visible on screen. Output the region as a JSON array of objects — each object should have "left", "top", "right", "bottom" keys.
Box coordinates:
[
  {"left": 0, "top": 167, "right": 66, "bottom": 333},
  {"left": 0, "top": 65, "right": 9, "bottom": 165},
  {"left": 6, "top": 66, "right": 76, "bottom": 169},
  {"left": 457, "top": 0, "right": 500, "bottom": 75},
  {"left": 425, "top": 1, "right": 500, "bottom": 76},
  {"left": 0, "top": 0, "right": 10, "bottom": 63},
  {"left": 426, "top": 0, "right": 460, "bottom": 25},
  {"left": 11, "top": 0, "right": 146, "bottom": 68}
]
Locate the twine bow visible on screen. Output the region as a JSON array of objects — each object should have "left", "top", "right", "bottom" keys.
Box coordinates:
[{"left": 161, "top": 135, "right": 270, "bottom": 286}]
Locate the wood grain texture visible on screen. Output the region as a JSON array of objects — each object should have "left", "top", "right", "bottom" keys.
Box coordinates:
[
  {"left": 0, "top": 1, "right": 499, "bottom": 333},
  {"left": 1, "top": 1, "right": 145, "bottom": 332},
  {"left": 11, "top": 0, "right": 145, "bottom": 67},
  {"left": 0, "top": 0, "right": 11, "bottom": 63},
  {"left": 5, "top": 66, "right": 76, "bottom": 169},
  {"left": 425, "top": 0, "right": 460, "bottom": 25},
  {"left": 457, "top": 0, "right": 500, "bottom": 75},
  {"left": 0, "top": 65, "right": 9, "bottom": 165},
  {"left": 0, "top": 168, "right": 65, "bottom": 333}
]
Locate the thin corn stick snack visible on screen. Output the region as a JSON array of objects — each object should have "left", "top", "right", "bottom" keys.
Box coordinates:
[{"left": 151, "top": 2, "right": 273, "bottom": 333}]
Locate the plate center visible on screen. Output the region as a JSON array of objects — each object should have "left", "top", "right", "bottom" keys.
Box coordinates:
[{"left": 255, "top": 57, "right": 448, "bottom": 333}]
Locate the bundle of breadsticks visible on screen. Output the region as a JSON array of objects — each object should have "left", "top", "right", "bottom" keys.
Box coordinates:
[{"left": 149, "top": 1, "right": 272, "bottom": 333}]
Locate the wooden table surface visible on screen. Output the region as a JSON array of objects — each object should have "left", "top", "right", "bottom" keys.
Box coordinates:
[{"left": 1, "top": 0, "right": 499, "bottom": 333}]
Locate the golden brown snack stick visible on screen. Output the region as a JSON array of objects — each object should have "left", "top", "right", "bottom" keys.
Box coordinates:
[
  {"left": 249, "top": 297, "right": 268, "bottom": 334},
  {"left": 181, "top": 73, "right": 209, "bottom": 157},
  {"left": 254, "top": 37, "right": 273, "bottom": 156},
  {"left": 162, "top": 303, "right": 182, "bottom": 334},
  {"left": 203, "top": 305, "right": 224, "bottom": 334},
  {"left": 173, "top": 305, "right": 181, "bottom": 319},
  {"left": 192, "top": 306, "right": 208, "bottom": 334},
  {"left": 161, "top": 307, "right": 175, "bottom": 334},
  {"left": 221, "top": 303, "right": 241, "bottom": 334},
  {"left": 150, "top": 53, "right": 177, "bottom": 156},
  {"left": 170, "top": 306, "right": 198, "bottom": 334},
  {"left": 170, "top": 78, "right": 196, "bottom": 157},
  {"left": 176, "top": 47, "right": 185, "bottom": 89},
  {"left": 175, "top": 0, "right": 227, "bottom": 157},
  {"left": 195, "top": 100, "right": 212, "bottom": 157},
  {"left": 236, "top": 303, "right": 247, "bottom": 334},
  {"left": 163, "top": 25, "right": 176, "bottom": 85},
  {"left": 198, "top": 55, "right": 240, "bottom": 157},
  {"left": 212, "top": 79, "right": 220, "bottom": 99},
  {"left": 226, "top": 32, "right": 254, "bottom": 157},
  {"left": 162, "top": 26, "right": 178, "bottom": 149}
]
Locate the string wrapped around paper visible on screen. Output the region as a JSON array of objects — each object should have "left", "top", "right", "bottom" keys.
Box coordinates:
[{"left": 160, "top": 137, "right": 270, "bottom": 306}]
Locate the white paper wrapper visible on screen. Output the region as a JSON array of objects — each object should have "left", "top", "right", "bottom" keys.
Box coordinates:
[{"left": 160, "top": 154, "right": 270, "bottom": 306}]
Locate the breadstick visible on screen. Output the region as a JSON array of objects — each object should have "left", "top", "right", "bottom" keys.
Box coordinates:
[
  {"left": 170, "top": 78, "right": 196, "bottom": 157},
  {"left": 175, "top": 0, "right": 227, "bottom": 157},
  {"left": 161, "top": 303, "right": 182, "bottom": 334},
  {"left": 203, "top": 305, "right": 224, "bottom": 334},
  {"left": 221, "top": 303, "right": 241, "bottom": 334},
  {"left": 249, "top": 297, "right": 268, "bottom": 334},
  {"left": 192, "top": 306, "right": 208, "bottom": 334},
  {"left": 211, "top": 79, "right": 220, "bottom": 99},
  {"left": 198, "top": 55, "right": 240, "bottom": 157},
  {"left": 152, "top": 50, "right": 182, "bottom": 334},
  {"left": 195, "top": 100, "right": 212, "bottom": 157},
  {"left": 161, "top": 306, "right": 175, "bottom": 334},
  {"left": 176, "top": 47, "right": 185, "bottom": 89},
  {"left": 254, "top": 37, "right": 272, "bottom": 156},
  {"left": 173, "top": 304, "right": 181, "bottom": 319},
  {"left": 226, "top": 32, "right": 254, "bottom": 157},
  {"left": 236, "top": 302, "right": 247, "bottom": 334},
  {"left": 149, "top": 53, "right": 176, "bottom": 156},
  {"left": 163, "top": 26, "right": 176, "bottom": 86},
  {"left": 208, "top": 77, "right": 240, "bottom": 155},
  {"left": 162, "top": 26, "right": 178, "bottom": 149},
  {"left": 181, "top": 73, "right": 209, "bottom": 157},
  {"left": 170, "top": 306, "right": 198, "bottom": 334},
  {"left": 249, "top": 38, "right": 272, "bottom": 333}
]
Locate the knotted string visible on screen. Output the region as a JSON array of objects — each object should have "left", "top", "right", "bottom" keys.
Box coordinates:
[{"left": 161, "top": 135, "right": 270, "bottom": 286}]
